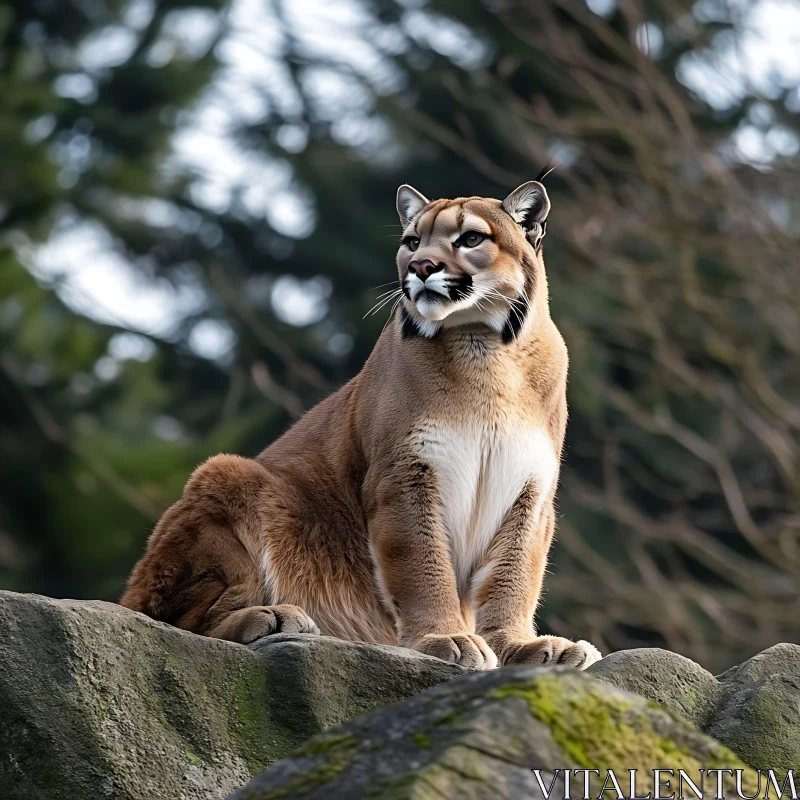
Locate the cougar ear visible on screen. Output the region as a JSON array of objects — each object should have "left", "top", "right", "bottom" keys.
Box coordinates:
[
  {"left": 396, "top": 185, "right": 429, "bottom": 228},
  {"left": 501, "top": 181, "right": 550, "bottom": 229}
]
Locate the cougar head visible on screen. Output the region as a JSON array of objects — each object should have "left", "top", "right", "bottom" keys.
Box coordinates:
[{"left": 395, "top": 181, "right": 550, "bottom": 341}]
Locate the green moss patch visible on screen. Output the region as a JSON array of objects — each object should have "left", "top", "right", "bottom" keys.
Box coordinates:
[
  {"left": 493, "top": 675, "right": 759, "bottom": 796},
  {"left": 231, "top": 668, "right": 274, "bottom": 773},
  {"left": 249, "top": 734, "right": 358, "bottom": 800}
]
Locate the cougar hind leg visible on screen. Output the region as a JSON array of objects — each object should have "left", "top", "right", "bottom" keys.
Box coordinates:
[{"left": 120, "top": 454, "right": 319, "bottom": 645}]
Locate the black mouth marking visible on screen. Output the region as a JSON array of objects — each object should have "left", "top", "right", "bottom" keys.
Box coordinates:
[
  {"left": 501, "top": 272, "right": 533, "bottom": 344},
  {"left": 501, "top": 296, "right": 529, "bottom": 343},
  {"left": 400, "top": 305, "right": 422, "bottom": 339},
  {"left": 446, "top": 274, "right": 473, "bottom": 302}
]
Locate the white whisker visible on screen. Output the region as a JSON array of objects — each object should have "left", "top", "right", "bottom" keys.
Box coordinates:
[
  {"left": 381, "top": 297, "right": 404, "bottom": 334},
  {"left": 482, "top": 287, "right": 526, "bottom": 328},
  {"left": 372, "top": 291, "right": 404, "bottom": 316},
  {"left": 364, "top": 290, "right": 403, "bottom": 318},
  {"left": 370, "top": 280, "right": 400, "bottom": 291}
]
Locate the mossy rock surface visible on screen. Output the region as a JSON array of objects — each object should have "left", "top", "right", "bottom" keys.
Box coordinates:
[
  {"left": 231, "top": 667, "right": 758, "bottom": 800},
  {"left": 250, "top": 632, "right": 469, "bottom": 748},
  {"left": 0, "top": 591, "right": 466, "bottom": 800},
  {"left": 2, "top": 589, "right": 797, "bottom": 799},
  {"left": 588, "top": 647, "right": 720, "bottom": 728},
  {"left": 0, "top": 591, "right": 274, "bottom": 800},
  {"left": 589, "top": 643, "right": 800, "bottom": 772},
  {"left": 709, "top": 644, "right": 800, "bottom": 773}
]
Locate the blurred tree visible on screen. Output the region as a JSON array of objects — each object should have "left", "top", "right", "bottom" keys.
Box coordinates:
[
  {"left": 0, "top": 0, "right": 234, "bottom": 597},
  {"left": 1, "top": 0, "right": 798, "bottom": 671}
]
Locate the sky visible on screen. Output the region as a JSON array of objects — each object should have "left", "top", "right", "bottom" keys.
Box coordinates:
[{"left": 23, "top": 0, "right": 800, "bottom": 362}]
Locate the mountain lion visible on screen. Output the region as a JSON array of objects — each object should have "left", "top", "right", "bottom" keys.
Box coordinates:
[{"left": 121, "top": 180, "right": 602, "bottom": 670}]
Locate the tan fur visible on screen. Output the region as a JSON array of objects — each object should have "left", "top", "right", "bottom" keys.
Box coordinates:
[{"left": 121, "top": 184, "right": 601, "bottom": 669}]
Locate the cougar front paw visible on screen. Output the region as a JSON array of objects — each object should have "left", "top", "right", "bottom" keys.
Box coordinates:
[
  {"left": 221, "top": 604, "right": 320, "bottom": 644},
  {"left": 412, "top": 633, "right": 498, "bottom": 670},
  {"left": 503, "top": 635, "right": 601, "bottom": 669}
]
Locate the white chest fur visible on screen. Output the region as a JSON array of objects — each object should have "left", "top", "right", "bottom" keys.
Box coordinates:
[{"left": 411, "top": 422, "right": 559, "bottom": 596}]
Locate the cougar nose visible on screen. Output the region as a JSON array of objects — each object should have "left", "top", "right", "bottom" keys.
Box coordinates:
[{"left": 408, "top": 259, "right": 445, "bottom": 281}]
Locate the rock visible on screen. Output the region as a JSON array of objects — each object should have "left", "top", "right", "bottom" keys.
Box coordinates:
[
  {"left": 250, "top": 633, "right": 469, "bottom": 753},
  {"left": 708, "top": 643, "right": 800, "bottom": 773},
  {"left": 231, "top": 667, "right": 758, "bottom": 800},
  {"left": 588, "top": 647, "right": 720, "bottom": 728},
  {"left": 0, "top": 591, "right": 271, "bottom": 800},
  {"left": 0, "top": 591, "right": 467, "bottom": 800},
  {"left": 588, "top": 643, "right": 800, "bottom": 773},
  {"left": 3, "top": 588, "right": 797, "bottom": 798}
]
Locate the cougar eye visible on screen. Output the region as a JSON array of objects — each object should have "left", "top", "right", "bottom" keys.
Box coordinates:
[
  {"left": 456, "top": 231, "right": 486, "bottom": 248},
  {"left": 404, "top": 237, "right": 420, "bottom": 252}
]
